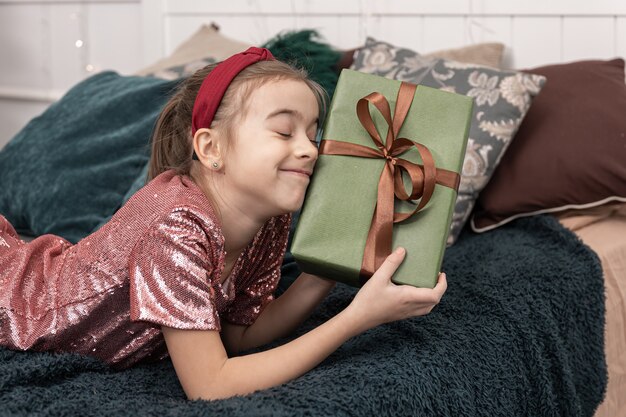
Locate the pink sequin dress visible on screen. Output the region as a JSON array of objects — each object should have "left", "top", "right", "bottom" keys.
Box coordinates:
[{"left": 0, "top": 169, "right": 291, "bottom": 369}]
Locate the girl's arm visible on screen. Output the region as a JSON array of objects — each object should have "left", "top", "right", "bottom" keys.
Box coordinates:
[
  {"left": 163, "top": 304, "right": 361, "bottom": 401},
  {"left": 221, "top": 272, "right": 336, "bottom": 355},
  {"left": 163, "top": 248, "right": 447, "bottom": 401}
]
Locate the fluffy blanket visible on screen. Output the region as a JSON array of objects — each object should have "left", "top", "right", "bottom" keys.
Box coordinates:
[{"left": 0, "top": 215, "right": 607, "bottom": 416}]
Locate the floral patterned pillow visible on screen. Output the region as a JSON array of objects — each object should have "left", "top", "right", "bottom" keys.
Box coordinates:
[{"left": 351, "top": 38, "right": 546, "bottom": 245}]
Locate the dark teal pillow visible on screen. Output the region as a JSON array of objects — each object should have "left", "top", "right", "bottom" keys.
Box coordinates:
[
  {"left": 0, "top": 71, "right": 179, "bottom": 243},
  {"left": 91, "top": 163, "right": 149, "bottom": 234},
  {"left": 263, "top": 29, "right": 342, "bottom": 99}
]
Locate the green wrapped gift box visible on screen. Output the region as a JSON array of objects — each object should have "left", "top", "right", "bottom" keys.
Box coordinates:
[{"left": 291, "top": 69, "right": 473, "bottom": 288}]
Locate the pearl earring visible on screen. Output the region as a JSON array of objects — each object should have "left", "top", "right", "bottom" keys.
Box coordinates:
[{"left": 212, "top": 162, "right": 219, "bottom": 168}]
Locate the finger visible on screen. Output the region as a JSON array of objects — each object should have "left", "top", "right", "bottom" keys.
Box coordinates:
[
  {"left": 373, "top": 247, "right": 406, "bottom": 280},
  {"left": 432, "top": 273, "right": 447, "bottom": 299},
  {"left": 397, "top": 273, "right": 447, "bottom": 302}
]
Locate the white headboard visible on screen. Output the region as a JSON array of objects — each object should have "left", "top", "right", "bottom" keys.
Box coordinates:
[
  {"left": 1, "top": 0, "right": 625, "bottom": 149},
  {"left": 142, "top": 0, "right": 626, "bottom": 70}
]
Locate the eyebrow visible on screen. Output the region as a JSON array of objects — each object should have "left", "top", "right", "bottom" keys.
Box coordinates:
[{"left": 266, "top": 108, "right": 319, "bottom": 127}]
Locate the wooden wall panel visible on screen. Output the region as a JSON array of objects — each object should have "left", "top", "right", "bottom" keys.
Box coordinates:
[
  {"left": 422, "top": 17, "right": 468, "bottom": 52},
  {"left": 562, "top": 17, "right": 616, "bottom": 62},
  {"left": 0, "top": 4, "right": 49, "bottom": 90},
  {"left": 617, "top": 17, "right": 626, "bottom": 62},
  {"left": 510, "top": 17, "right": 562, "bottom": 68},
  {"left": 367, "top": 16, "right": 425, "bottom": 52},
  {"left": 2, "top": 0, "right": 626, "bottom": 149}
]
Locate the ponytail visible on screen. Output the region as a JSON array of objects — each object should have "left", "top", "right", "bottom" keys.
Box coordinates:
[
  {"left": 148, "top": 64, "right": 217, "bottom": 181},
  {"left": 148, "top": 98, "right": 189, "bottom": 180}
]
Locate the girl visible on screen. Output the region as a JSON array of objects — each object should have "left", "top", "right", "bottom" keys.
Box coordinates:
[{"left": 0, "top": 47, "right": 447, "bottom": 401}]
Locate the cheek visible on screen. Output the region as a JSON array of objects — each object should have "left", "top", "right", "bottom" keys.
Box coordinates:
[{"left": 230, "top": 151, "right": 275, "bottom": 179}]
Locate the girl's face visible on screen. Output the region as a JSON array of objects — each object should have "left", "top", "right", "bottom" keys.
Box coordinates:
[{"left": 222, "top": 79, "right": 320, "bottom": 220}]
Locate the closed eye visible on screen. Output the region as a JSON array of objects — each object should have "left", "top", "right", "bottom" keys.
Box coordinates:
[{"left": 276, "top": 131, "right": 317, "bottom": 144}]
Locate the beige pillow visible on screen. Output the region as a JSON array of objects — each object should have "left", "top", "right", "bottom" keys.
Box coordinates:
[
  {"left": 135, "top": 23, "right": 249, "bottom": 77},
  {"left": 339, "top": 42, "right": 505, "bottom": 71},
  {"left": 555, "top": 202, "right": 626, "bottom": 231},
  {"left": 422, "top": 42, "right": 504, "bottom": 68}
]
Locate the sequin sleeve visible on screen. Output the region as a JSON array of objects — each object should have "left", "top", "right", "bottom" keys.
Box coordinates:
[
  {"left": 128, "top": 206, "right": 221, "bottom": 331},
  {"left": 222, "top": 213, "right": 291, "bottom": 326}
]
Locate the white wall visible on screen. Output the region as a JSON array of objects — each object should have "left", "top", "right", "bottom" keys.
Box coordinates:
[
  {"left": 149, "top": 0, "right": 626, "bottom": 69},
  {"left": 0, "top": 0, "right": 143, "bottom": 149},
  {"left": 2, "top": 0, "right": 626, "bottom": 150}
]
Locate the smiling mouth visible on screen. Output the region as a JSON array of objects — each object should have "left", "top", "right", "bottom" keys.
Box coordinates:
[{"left": 280, "top": 169, "right": 311, "bottom": 178}]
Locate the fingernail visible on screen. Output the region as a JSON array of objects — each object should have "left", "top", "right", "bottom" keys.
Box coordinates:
[{"left": 395, "top": 247, "right": 405, "bottom": 255}]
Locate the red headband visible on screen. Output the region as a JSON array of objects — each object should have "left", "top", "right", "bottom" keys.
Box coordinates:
[{"left": 191, "top": 47, "right": 275, "bottom": 135}]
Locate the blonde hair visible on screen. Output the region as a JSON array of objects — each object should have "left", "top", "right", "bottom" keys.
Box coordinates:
[{"left": 147, "top": 60, "right": 327, "bottom": 182}]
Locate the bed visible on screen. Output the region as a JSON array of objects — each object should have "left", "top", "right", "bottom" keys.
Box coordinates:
[{"left": 1, "top": 3, "right": 625, "bottom": 416}]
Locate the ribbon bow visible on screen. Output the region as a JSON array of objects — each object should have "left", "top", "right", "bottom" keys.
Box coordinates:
[{"left": 318, "top": 82, "right": 460, "bottom": 283}]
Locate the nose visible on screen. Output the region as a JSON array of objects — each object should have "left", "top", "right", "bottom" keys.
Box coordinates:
[{"left": 294, "top": 132, "right": 319, "bottom": 162}]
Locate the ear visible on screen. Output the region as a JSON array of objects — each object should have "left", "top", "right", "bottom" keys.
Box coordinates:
[{"left": 193, "top": 128, "right": 222, "bottom": 165}]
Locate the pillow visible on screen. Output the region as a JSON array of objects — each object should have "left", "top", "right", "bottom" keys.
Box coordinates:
[
  {"left": 0, "top": 72, "right": 179, "bottom": 243},
  {"left": 138, "top": 25, "right": 344, "bottom": 98},
  {"left": 135, "top": 23, "right": 249, "bottom": 79},
  {"left": 350, "top": 37, "right": 546, "bottom": 245},
  {"left": 421, "top": 42, "right": 505, "bottom": 68},
  {"left": 262, "top": 30, "right": 343, "bottom": 98},
  {"left": 338, "top": 42, "right": 505, "bottom": 72},
  {"left": 554, "top": 201, "right": 626, "bottom": 232},
  {"left": 471, "top": 59, "right": 626, "bottom": 232},
  {"left": 91, "top": 164, "right": 150, "bottom": 234}
]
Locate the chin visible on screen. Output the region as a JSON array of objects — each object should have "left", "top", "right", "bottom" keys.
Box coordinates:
[
  {"left": 271, "top": 188, "right": 306, "bottom": 215},
  {"left": 284, "top": 203, "right": 304, "bottom": 214},
  {"left": 282, "top": 198, "right": 305, "bottom": 214}
]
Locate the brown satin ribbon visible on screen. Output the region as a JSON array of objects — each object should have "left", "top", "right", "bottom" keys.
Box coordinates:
[{"left": 319, "top": 82, "right": 461, "bottom": 283}]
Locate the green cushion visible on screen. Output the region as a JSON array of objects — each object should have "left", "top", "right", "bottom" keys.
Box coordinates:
[
  {"left": 0, "top": 72, "right": 179, "bottom": 243},
  {"left": 262, "top": 29, "right": 343, "bottom": 98}
]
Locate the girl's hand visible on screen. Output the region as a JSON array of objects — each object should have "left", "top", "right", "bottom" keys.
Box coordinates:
[
  {"left": 346, "top": 247, "right": 447, "bottom": 333},
  {"left": 162, "top": 248, "right": 444, "bottom": 401}
]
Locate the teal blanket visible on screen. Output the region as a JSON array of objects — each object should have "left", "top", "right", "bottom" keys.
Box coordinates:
[
  {"left": 0, "top": 72, "right": 179, "bottom": 242},
  {"left": 0, "top": 216, "right": 607, "bottom": 417}
]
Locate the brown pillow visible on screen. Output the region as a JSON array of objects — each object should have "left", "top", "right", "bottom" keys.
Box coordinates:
[
  {"left": 337, "top": 42, "right": 505, "bottom": 71},
  {"left": 471, "top": 59, "right": 626, "bottom": 232}
]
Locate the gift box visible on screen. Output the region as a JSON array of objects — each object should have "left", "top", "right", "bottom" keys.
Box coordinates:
[{"left": 291, "top": 69, "right": 473, "bottom": 288}]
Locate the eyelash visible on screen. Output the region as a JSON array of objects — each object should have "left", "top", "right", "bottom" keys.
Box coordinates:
[{"left": 277, "top": 132, "right": 317, "bottom": 144}]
